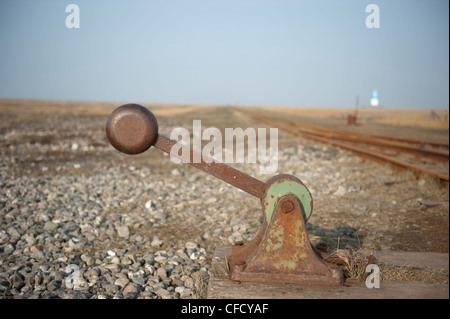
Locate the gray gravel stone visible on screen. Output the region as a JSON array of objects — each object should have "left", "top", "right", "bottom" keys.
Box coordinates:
[
  {"left": 116, "top": 225, "right": 130, "bottom": 239},
  {"left": 151, "top": 236, "right": 163, "bottom": 248},
  {"left": 123, "top": 283, "right": 140, "bottom": 299},
  {"left": 185, "top": 242, "right": 199, "bottom": 250},
  {"left": 43, "top": 222, "right": 58, "bottom": 232},
  {"left": 156, "top": 267, "right": 167, "bottom": 281},
  {"left": 114, "top": 277, "right": 129, "bottom": 288}
]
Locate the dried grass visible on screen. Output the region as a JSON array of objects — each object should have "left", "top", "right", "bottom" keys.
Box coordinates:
[
  {"left": 331, "top": 248, "right": 374, "bottom": 280},
  {"left": 333, "top": 248, "right": 449, "bottom": 284},
  {"left": 379, "top": 264, "right": 449, "bottom": 284}
]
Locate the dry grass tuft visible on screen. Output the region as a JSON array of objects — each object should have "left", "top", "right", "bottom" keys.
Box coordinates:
[
  {"left": 333, "top": 248, "right": 449, "bottom": 284},
  {"left": 332, "top": 249, "right": 374, "bottom": 280}
]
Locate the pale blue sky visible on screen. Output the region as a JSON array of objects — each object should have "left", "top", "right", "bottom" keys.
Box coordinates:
[{"left": 0, "top": 0, "right": 448, "bottom": 109}]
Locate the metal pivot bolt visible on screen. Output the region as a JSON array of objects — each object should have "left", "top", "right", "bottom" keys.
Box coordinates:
[
  {"left": 231, "top": 260, "right": 246, "bottom": 272},
  {"left": 282, "top": 201, "right": 294, "bottom": 213}
]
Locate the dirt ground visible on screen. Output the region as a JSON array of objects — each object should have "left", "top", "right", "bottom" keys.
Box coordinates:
[{"left": 1, "top": 99, "right": 449, "bottom": 256}]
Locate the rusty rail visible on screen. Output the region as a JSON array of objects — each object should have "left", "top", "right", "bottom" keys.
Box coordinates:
[
  {"left": 235, "top": 108, "right": 449, "bottom": 187},
  {"left": 281, "top": 117, "right": 449, "bottom": 150},
  {"left": 277, "top": 118, "right": 449, "bottom": 164}
]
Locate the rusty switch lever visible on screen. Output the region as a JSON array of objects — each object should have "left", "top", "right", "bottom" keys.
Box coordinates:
[{"left": 106, "top": 103, "right": 344, "bottom": 286}]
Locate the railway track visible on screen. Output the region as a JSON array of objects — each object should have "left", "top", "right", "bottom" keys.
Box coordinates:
[{"left": 235, "top": 108, "right": 449, "bottom": 187}]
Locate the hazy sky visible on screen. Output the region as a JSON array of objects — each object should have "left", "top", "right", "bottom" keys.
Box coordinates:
[{"left": 0, "top": 0, "right": 448, "bottom": 109}]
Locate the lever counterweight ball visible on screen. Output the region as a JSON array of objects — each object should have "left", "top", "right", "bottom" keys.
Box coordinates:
[{"left": 106, "top": 104, "right": 158, "bottom": 154}]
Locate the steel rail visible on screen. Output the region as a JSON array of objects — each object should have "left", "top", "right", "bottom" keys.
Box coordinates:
[
  {"left": 242, "top": 113, "right": 449, "bottom": 186},
  {"left": 235, "top": 107, "right": 449, "bottom": 149},
  {"left": 274, "top": 118, "right": 449, "bottom": 164}
]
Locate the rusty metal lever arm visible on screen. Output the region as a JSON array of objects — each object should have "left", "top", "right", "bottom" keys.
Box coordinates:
[{"left": 106, "top": 103, "right": 267, "bottom": 200}]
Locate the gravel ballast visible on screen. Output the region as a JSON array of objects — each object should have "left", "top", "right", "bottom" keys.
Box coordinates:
[{"left": 0, "top": 102, "right": 448, "bottom": 298}]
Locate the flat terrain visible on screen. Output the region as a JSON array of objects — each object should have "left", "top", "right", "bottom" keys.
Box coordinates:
[{"left": 0, "top": 99, "right": 448, "bottom": 299}]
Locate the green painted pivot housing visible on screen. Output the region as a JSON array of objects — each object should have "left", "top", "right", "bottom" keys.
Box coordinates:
[{"left": 264, "top": 180, "right": 312, "bottom": 224}]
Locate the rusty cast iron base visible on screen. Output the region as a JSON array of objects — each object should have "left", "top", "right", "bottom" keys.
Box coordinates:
[{"left": 229, "top": 194, "right": 344, "bottom": 286}]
